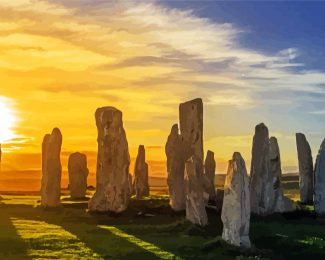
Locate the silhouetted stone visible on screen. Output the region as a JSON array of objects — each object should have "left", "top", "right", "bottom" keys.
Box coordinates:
[
  {"left": 41, "top": 128, "right": 62, "bottom": 207},
  {"left": 68, "top": 152, "right": 89, "bottom": 198},
  {"left": 296, "top": 133, "right": 314, "bottom": 204},
  {"left": 184, "top": 156, "right": 208, "bottom": 226},
  {"left": 134, "top": 145, "right": 149, "bottom": 198},
  {"left": 88, "top": 107, "right": 131, "bottom": 213},
  {"left": 203, "top": 150, "right": 216, "bottom": 201},
  {"left": 166, "top": 124, "right": 186, "bottom": 211},
  {"left": 250, "top": 123, "right": 275, "bottom": 215},
  {"left": 222, "top": 152, "right": 251, "bottom": 248},
  {"left": 129, "top": 173, "right": 134, "bottom": 196},
  {"left": 270, "top": 137, "right": 297, "bottom": 212},
  {"left": 315, "top": 139, "right": 325, "bottom": 215}
]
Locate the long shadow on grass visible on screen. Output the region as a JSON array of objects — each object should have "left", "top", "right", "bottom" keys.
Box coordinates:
[
  {"left": 250, "top": 211, "right": 325, "bottom": 259},
  {"left": 0, "top": 209, "right": 31, "bottom": 259}
]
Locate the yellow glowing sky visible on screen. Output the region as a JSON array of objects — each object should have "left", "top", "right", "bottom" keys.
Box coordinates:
[{"left": 0, "top": 0, "right": 324, "bottom": 191}]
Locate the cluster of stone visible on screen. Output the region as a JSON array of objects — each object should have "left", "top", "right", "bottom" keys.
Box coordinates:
[
  {"left": 133, "top": 145, "right": 149, "bottom": 199},
  {"left": 88, "top": 107, "right": 131, "bottom": 213},
  {"left": 250, "top": 123, "right": 296, "bottom": 215},
  {"left": 68, "top": 152, "right": 89, "bottom": 198},
  {"left": 222, "top": 152, "right": 251, "bottom": 248},
  {"left": 41, "top": 128, "right": 62, "bottom": 207}
]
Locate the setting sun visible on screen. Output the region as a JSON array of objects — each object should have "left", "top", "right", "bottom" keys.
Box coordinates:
[{"left": 0, "top": 96, "right": 17, "bottom": 143}]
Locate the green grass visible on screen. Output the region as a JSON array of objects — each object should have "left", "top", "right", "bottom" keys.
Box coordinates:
[{"left": 0, "top": 189, "right": 324, "bottom": 260}]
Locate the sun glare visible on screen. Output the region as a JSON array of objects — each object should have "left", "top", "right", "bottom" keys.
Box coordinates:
[{"left": 0, "top": 96, "right": 17, "bottom": 143}]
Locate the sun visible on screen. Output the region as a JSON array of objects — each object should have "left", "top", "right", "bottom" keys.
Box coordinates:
[{"left": 0, "top": 96, "right": 17, "bottom": 143}]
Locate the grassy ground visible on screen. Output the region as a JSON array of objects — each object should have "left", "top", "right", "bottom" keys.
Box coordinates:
[
  {"left": 1, "top": 188, "right": 325, "bottom": 260},
  {"left": 0, "top": 175, "right": 322, "bottom": 260}
]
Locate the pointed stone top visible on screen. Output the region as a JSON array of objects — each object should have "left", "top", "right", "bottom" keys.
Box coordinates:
[
  {"left": 51, "top": 127, "right": 62, "bottom": 137},
  {"left": 206, "top": 150, "right": 214, "bottom": 157},
  {"left": 170, "top": 124, "right": 179, "bottom": 134},
  {"left": 255, "top": 122, "right": 268, "bottom": 131}
]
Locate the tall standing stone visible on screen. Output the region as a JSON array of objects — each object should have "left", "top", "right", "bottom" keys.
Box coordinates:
[
  {"left": 166, "top": 124, "right": 186, "bottom": 211},
  {"left": 203, "top": 150, "right": 216, "bottom": 201},
  {"left": 134, "top": 145, "right": 149, "bottom": 198},
  {"left": 68, "top": 152, "right": 89, "bottom": 198},
  {"left": 179, "top": 98, "right": 204, "bottom": 167},
  {"left": 270, "top": 137, "right": 297, "bottom": 212},
  {"left": 314, "top": 139, "right": 325, "bottom": 215},
  {"left": 88, "top": 107, "right": 131, "bottom": 213},
  {"left": 250, "top": 123, "right": 275, "bottom": 215},
  {"left": 296, "top": 133, "right": 314, "bottom": 204},
  {"left": 41, "top": 128, "right": 62, "bottom": 207},
  {"left": 222, "top": 152, "right": 251, "bottom": 248},
  {"left": 184, "top": 156, "right": 208, "bottom": 226}
]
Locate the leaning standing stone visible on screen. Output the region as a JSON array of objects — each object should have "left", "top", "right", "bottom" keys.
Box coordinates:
[
  {"left": 134, "top": 145, "right": 149, "bottom": 198},
  {"left": 88, "top": 107, "right": 131, "bottom": 213},
  {"left": 222, "top": 152, "right": 251, "bottom": 248},
  {"left": 68, "top": 152, "right": 89, "bottom": 198},
  {"left": 184, "top": 156, "right": 208, "bottom": 226},
  {"left": 314, "top": 139, "right": 325, "bottom": 215},
  {"left": 250, "top": 123, "right": 275, "bottom": 215},
  {"left": 296, "top": 133, "right": 314, "bottom": 204},
  {"left": 41, "top": 128, "right": 62, "bottom": 207},
  {"left": 166, "top": 124, "right": 186, "bottom": 211}
]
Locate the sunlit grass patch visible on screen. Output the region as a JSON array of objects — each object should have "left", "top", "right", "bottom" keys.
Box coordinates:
[
  {"left": 98, "top": 225, "right": 181, "bottom": 260},
  {"left": 11, "top": 218, "right": 102, "bottom": 259}
]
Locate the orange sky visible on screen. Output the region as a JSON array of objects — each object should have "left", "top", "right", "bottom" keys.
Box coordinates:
[{"left": 0, "top": 0, "right": 324, "bottom": 191}]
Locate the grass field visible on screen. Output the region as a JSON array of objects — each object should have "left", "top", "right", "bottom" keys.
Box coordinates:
[{"left": 1, "top": 177, "right": 324, "bottom": 260}]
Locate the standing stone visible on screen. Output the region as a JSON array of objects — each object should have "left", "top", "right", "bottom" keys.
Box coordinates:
[
  {"left": 184, "top": 156, "right": 208, "bottom": 226},
  {"left": 314, "top": 139, "right": 325, "bottom": 215},
  {"left": 41, "top": 128, "right": 62, "bottom": 207},
  {"left": 68, "top": 152, "right": 89, "bottom": 198},
  {"left": 270, "top": 137, "right": 297, "bottom": 212},
  {"left": 250, "top": 123, "right": 275, "bottom": 215},
  {"left": 166, "top": 124, "right": 186, "bottom": 211},
  {"left": 134, "top": 145, "right": 149, "bottom": 198},
  {"left": 296, "top": 133, "right": 314, "bottom": 204},
  {"left": 129, "top": 173, "right": 134, "bottom": 196},
  {"left": 203, "top": 150, "right": 216, "bottom": 201},
  {"left": 222, "top": 152, "right": 251, "bottom": 248},
  {"left": 179, "top": 98, "right": 204, "bottom": 167},
  {"left": 88, "top": 107, "right": 131, "bottom": 213}
]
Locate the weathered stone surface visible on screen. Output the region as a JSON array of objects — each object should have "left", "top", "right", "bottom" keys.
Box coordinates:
[
  {"left": 68, "top": 152, "right": 89, "bottom": 198},
  {"left": 179, "top": 98, "right": 204, "bottom": 166},
  {"left": 203, "top": 150, "right": 216, "bottom": 201},
  {"left": 296, "top": 133, "right": 314, "bottom": 204},
  {"left": 184, "top": 156, "right": 208, "bottom": 226},
  {"left": 134, "top": 145, "right": 149, "bottom": 198},
  {"left": 88, "top": 107, "right": 131, "bottom": 213},
  {"left": 222, "top": 152, "right": 251, "bottom": 248},
  {"left": 250, "top": 123, "right": 275, "bottom": 215},
  {"left": 314, "top": 139, "right": 325, "bottom": 215},
  {"left": 270, "top": 137, "right": 297, "bottom": 213},
  {"left": 41, "top": 128, "right": 62, "bottom": 207},
  {"left": 166, "top": 124, "right": 186, "bottom": 211}
]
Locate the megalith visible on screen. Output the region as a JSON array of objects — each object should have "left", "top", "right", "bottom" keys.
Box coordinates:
[
  {"left": 68, "top": 152, "right": 89, "bottom": 198},
  {"left": 203, "top": 150, "right": 216, "bottom": 201},
  {"left": 221, "top": 152, "right": 251, "bottom": 248},
  {"left": 315, "top": 139, "right": 325, "bottom": 215},
  {"left": 88, "top": 107, "right": 131, "bottom": 213},
  {"left": 134, "top": 145, "right": 149, "bottom": 198}
]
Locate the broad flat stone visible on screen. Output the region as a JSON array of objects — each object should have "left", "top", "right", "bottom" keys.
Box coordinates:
[{"left": 88, "top": 107, "right": 131, "bottom": 213}]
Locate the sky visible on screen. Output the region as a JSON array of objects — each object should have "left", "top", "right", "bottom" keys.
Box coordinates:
[{"left": 0, "top": 0, "right": 324, "bottom": 190}]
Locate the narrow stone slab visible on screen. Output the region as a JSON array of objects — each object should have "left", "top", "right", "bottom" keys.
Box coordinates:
[
  {"left": 68, "top": 152, "right": 89, "bottom": 198},
  {"left": 222, "top": 152, "right": 251, "bottom": 248},
  {"left": 315, "top": 139, "right": 325, "bottom": 215},
  {"left": 296, "top": 133, "right": 314, "bottom": 204},
  {"left": 134, "top": 145, "right": 149, "bottom": 199},
  {"left": 204, "top": 150, "right": 216, "bottom": 201}
]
